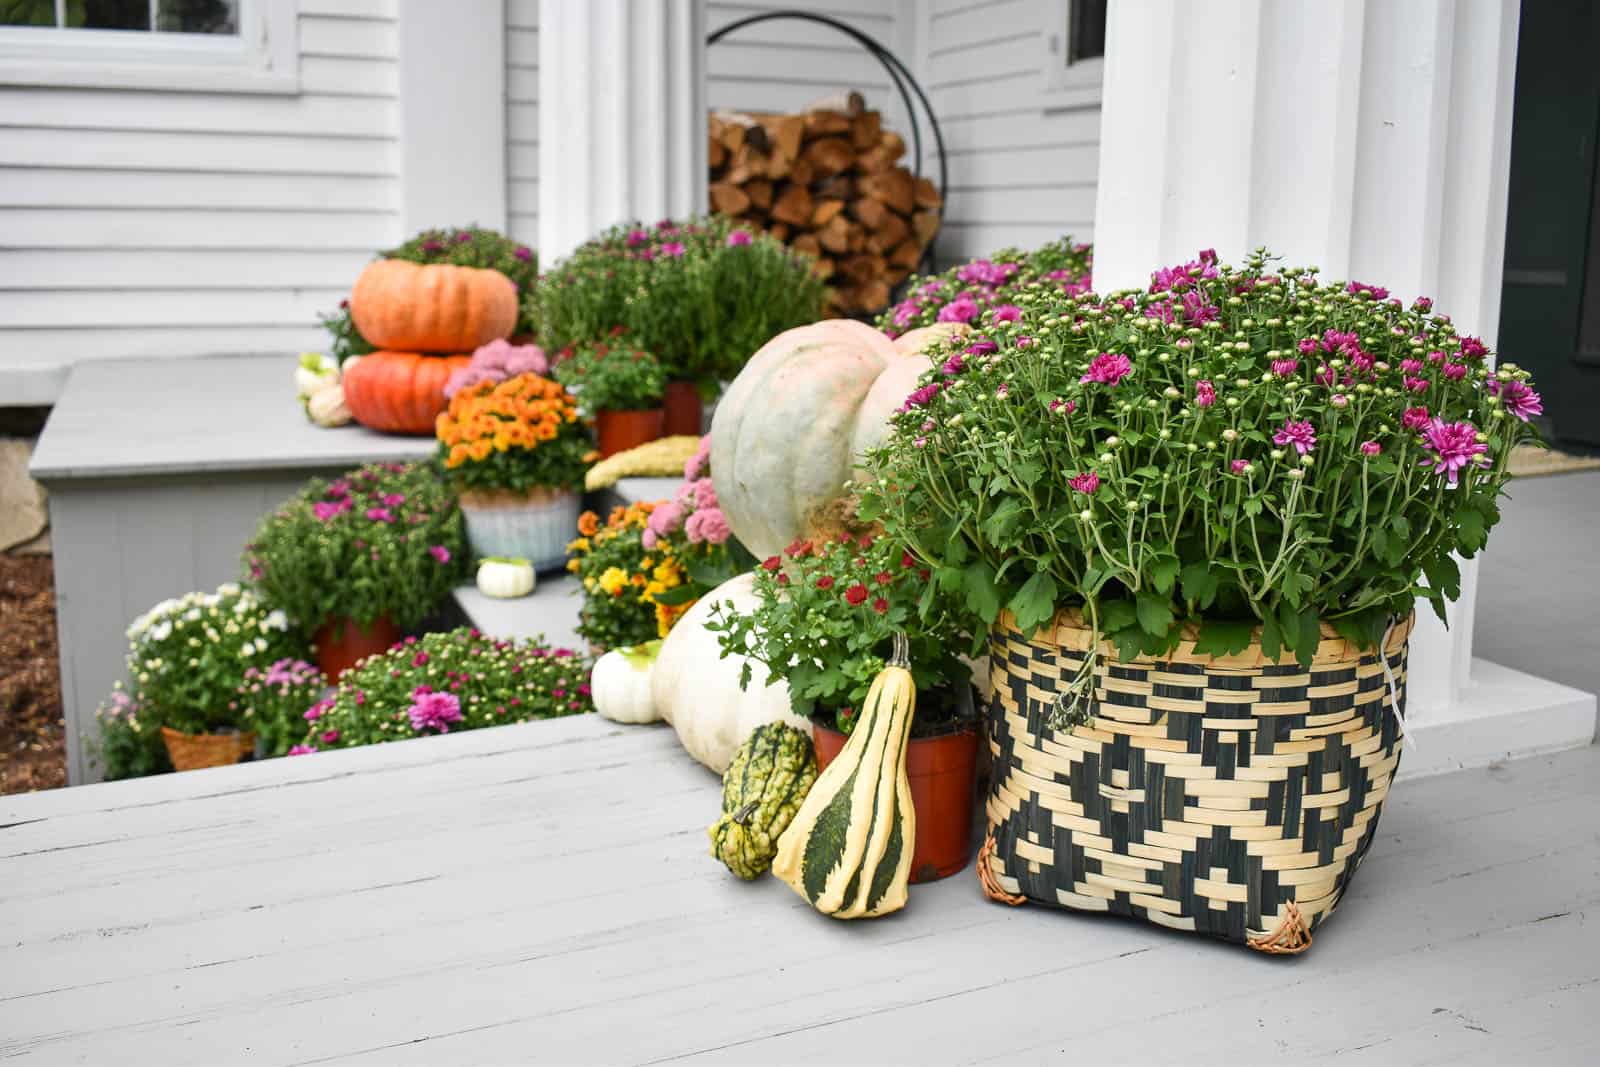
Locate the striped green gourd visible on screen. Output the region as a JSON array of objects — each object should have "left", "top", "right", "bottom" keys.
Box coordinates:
[{"left": 708, "top": 722, "right": 818, "bottom": 880}]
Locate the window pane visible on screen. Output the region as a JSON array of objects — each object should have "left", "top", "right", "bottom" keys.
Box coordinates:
[
  {"left": 0, "top": 0, "right": 61, "bottom": 26},
  {"left": 72, "top": 0, "right": 151, "bottom": 30},
  {"left": 157, "top": 0, "right": 236, "bottom": 33},
  {"left": 1069, "top": 0, "right": 1107, "bottom": 63}
]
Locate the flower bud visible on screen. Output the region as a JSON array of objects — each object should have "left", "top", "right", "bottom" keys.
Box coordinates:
[
  {"left": 1222, "top": 428, "right": 1238, "bottom": 442},
  {"left": 1099, "top": 452, "right": 1114, "bottom": 463},
  {"left": 1125, "top": 500, "right": 1141, "bottom": 512},
  {"left": 1301, "top": 455, "right": 1314, "bottom": 467},
  {"left": 1158, "top": 428, "right": 1172, "bottom": 440},
  {"left": 1270, "top": 448, "right": 1285, "bottom": 461},
  {"left": 1287, "top": 468, "right": 1305, "bottom": 480},
  {"left": 1078, "top": 509, "right": 1093, "bottom": 521}
]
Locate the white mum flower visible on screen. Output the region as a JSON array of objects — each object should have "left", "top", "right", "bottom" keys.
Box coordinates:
[
  {"left": 149, "top": 621, "right": 173, "bottom": 642},
  {"left": 265, "top": 610, "right": 289, "bottom": 631}
]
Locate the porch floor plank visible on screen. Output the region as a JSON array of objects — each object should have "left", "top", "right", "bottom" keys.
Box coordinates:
[{"left": 2, "top": 719, "right": 1596, "bottom": 1065}]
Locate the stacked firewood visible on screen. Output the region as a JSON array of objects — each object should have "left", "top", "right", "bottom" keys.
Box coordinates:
[{"left": 708, "top": 91, "right": 942, "bottom": 316}]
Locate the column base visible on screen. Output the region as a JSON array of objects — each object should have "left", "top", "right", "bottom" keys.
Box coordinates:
[{"left": 1397, "top": 658, "right": 1596, "bottom": 780}]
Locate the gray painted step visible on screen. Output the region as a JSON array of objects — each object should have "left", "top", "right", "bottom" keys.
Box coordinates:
[{"left": 1, "top": 720, "right": 1595, "bottom": 1064}]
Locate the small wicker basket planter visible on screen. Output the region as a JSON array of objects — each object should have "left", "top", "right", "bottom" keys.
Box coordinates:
[
  {"left": 979, "top": 610, "right": 1413, "bottom": 955},
  {"left": 161, "top": 727, "right": 257, "bottom": 772}
]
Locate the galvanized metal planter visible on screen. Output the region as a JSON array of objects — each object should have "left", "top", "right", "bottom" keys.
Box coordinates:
[{"left": 979, "top": 611, "right": 1413, "bottom": 954}]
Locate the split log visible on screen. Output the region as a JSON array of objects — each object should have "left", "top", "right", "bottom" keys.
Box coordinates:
[{"left": 707, "top": 91, "right": 942, "bottom": 316}]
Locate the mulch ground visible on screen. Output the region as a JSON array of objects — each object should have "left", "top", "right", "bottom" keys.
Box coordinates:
[{"left": 0, "top": 554, "right": 65, "bottom": 794}]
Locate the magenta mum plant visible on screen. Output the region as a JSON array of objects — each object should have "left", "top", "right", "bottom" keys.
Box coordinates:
[
  {"left": 877, "top": 236, "right": 1093, "bottom": 339},
  {"left": 862, "top": 249, "right": 1542, "bottom": 672},
  {"left": 291, "top": 628, "right": 591, "bottom": 753}
]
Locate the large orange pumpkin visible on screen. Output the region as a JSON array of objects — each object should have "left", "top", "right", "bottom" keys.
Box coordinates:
[
  {"left": 350, "top": 259, "right": 517, "bottom": 352},
  {"left": 341, "top": 351, "right": 471, "bottom": 435}
]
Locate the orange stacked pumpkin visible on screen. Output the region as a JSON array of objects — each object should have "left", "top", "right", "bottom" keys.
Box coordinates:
[{"left": 341, "top": 259, "right": 519, "bottom": 434}]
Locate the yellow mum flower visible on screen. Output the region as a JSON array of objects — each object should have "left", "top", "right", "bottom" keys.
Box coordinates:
[{"left": 598, "top": 567, "right": 628, "bottom": 596}]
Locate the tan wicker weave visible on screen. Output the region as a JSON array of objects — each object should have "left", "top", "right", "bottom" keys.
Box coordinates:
[
  {"left": 161, "top": 727, "right": 256, "bottom": 772},
  {"left": 979, "top": 611, "right": 1413, "bottom": 954}
]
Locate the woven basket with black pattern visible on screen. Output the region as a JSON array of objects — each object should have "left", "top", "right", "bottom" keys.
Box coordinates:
[{"left": 978, "top": 611, "right": 1412, "bottom": 954}]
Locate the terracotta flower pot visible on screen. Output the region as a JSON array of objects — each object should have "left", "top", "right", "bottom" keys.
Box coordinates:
[
  {"left": 314, "top": 615, "right": 402, "bottom": 680},
  {"left": 596, "top": 407, "right": 666, "bottom": 458},
  {"left": 813, "top": 719, "right": 980, "bottom": 883},
  {"left": 662, "top": 379, "right": 704, "bottom": 437},
  {"left": 160, "top": 727, "right": 256, "bottom": 772}
]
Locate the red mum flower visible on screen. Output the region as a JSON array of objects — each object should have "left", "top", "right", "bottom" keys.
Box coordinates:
[
  {"left": 874, "top": 571, "right": 893, "bottom": 585},
  {"left": 761, "top": 555, "right": 781, "bottom": 572},
  {"left": 844, "top": 584, "right": 869, "bottom": 606},
  {"left": 816, "top": 575, "right": 836, "bottom": 590},
  {"left": 900, "top": 550, "right": 915, "bottom": 569},
  {"left": 871, "top": 597, "right": 889, "bottom": 614},
  {"left": 784, "top": 538, "right": 812, "bottom": 558}
]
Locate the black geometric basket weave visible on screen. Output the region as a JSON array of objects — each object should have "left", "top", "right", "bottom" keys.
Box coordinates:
[{"left": 978, "top": 611, "right": 1413, "bottom": 955}]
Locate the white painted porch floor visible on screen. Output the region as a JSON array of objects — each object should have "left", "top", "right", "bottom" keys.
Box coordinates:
[{"left": 2, "top": 715, "right": 1596, "bottom": 1065}]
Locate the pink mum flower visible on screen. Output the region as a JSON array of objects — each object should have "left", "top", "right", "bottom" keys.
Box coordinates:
[
  {"left": 1068, "top": 471, "right": 1099, "bottom": 495},
  {"left": 1230, "top": 459, "right": 1251, "bottom": 474},
  {"left": 1080, "top": 352, "right": 1133, "bottom": 386},
  {"left": 1360, "top": 440, "right": 1382, "bottom": 456},
  {"left": 1443, "top": 362, "right": 1468, "bottom": 381},
  {"left": 1405, "top": 377, "right": 1431, "bottom": 394},
  {"left": 429, "top": 545, "right": 451, "bottom": 564},
  {"left": 313, "top": 500, "right": 345, "bottom": 522},
  {"left": 1492, "top": 379, "right": 1543, "bottom": 422},
  {"left": 1418, "top": 418, "right": 1490, "bottom": 486},
  {"left": 1402, "top": 406, "right": 1432, "bottom": 431},
  {"left": 660, "top": 241, "right": 686, "bottom": 258},
  {"left": 937, "top": 296, "right": 979, "bottom": 324},
  {"left": 1271, "top": 358, "right": 1299, "bottom": 378},
  {"left": 1273, "top": 419, "right": 1318, "bottom": 455},
  {"left": 991, "top": 304, "right": 1022, "bottom": 324},
  {"left": 1195, "top": 379, "right": 1216, "bottom": 407},
  {"left": 684, "top": 434, "right": 712, "bottom": 481},
  {"left": 408, "top": 687, "right": 463, "bottom": 733},
  {"left": 287, "top": 744, "right": 317, "bottom": 756},
  {"left": 726, "top": 230, "right": 752, "bottom": 247},
  {"left": 684, "top": 507, "right": 731, "bottom": 545},
  {"left": 366, "top": 507, "right": 394, "bottom": 523}
]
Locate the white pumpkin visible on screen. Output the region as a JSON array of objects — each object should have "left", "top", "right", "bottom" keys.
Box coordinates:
[
  {"left": 476, "top": 557, "right": 535, "bottom": 599},
  {"left": 591, "top": 642, "right": 661, "bottom": 724},
  {"left": 652, "top": 572, "right": 809, "bottom": 773},
  {"left": 711, "top": 320, "right": 965, "bottom": 559}
]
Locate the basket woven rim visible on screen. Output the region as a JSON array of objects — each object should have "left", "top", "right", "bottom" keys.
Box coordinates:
[{"left": 996, "top": 609, "right": 1415, "bottom": 670}]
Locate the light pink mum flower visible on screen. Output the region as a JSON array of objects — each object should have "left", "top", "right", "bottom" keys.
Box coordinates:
[{"left": 408, "top": 687, "right": 463, "bottom": 733}]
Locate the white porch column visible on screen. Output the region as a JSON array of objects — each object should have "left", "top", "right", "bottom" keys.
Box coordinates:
[
  {"left": 1094, "top": 0, "right": 1595, "bottom": 775},
  {"left": 537, "top": 0, "right": 707, "bottom": 264},
  {"left": 398, "top": 1, "right": 507, "bottom": 234}
]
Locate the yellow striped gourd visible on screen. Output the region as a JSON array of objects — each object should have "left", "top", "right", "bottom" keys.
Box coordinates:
[{"left": 770, "top": 634, "right": 916, "bottom": 918}]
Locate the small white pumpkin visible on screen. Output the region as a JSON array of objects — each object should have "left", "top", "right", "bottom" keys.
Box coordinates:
[
  {"left": 306, "top": 382, "right": 353, "bottom": 428},
  {"left": 476, "top": 556, "right": 535, "bottom": 599},
  {"left": 652, "top": 573, "right": 810, "bottom": 773},
  {"left": 591, "top": 642, "right": 661, "bottom": 724}
]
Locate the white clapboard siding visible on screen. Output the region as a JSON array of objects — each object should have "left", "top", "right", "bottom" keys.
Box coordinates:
[
  {"left": 918, "top": 0, "right": 1103, "bottom": 264},
  {"left": 504, "top": 0, "right": 539, "bottom": 246},
  {"left": 0, "top": 1, "right": 403, "bottom": 405},
  {"left": 707, "top": 0, "right": 912, "bottom": 133}
]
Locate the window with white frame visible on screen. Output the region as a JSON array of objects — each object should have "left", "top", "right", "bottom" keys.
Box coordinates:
[
  {"left": 1043, "top": 0, "right": 1106, "bottom": 106},
  {"left": 0, "top": 0, "right": 296, "bottom": 93},
  {"left": 2, "top": 0, "right": 239, "bottom": 34}
]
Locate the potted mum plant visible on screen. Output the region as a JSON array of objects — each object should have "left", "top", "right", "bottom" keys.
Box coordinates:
[
  {"left": 244, "top": 462, "right": 468, "bottom": 679},
  {"left": 862, "top": 249, "right": 1545, "bottom": 952},
  {"left": 567, "top": 501, "right": 688, "bottom": 651},
  {"left": 230, "top": 658, "right": 328, "bottom": 758},
  {"left": 708, "top": 533, "right": 981, "bottom": 883},
  {"left": 536, "top": 216, "right": 826, "bottom": 435},
  {"left": 877, "top": 235, "right": 1093, "bottom": 339},
  {"left": 435, "top": 373, "right": 594, "bottom": 571},
  {"left": 554, "top": 341, "right": 669, "bottom": 457},
  {"left": 121, "top": 584, "right": 302, "bottom": 771},
  {"left": 291, "top": 629, "right": 591, "bottom": 754}
]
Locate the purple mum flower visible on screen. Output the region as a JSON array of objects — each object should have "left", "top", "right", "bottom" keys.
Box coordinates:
[
  {"left": 1081, "top": 352, "right": 1132, "bottom": 386},
  {"left": 408, "top": 686, "right": 463, "bottom": 733},
  {"left": 1418, "top": 418, "right": 1490, "bottom": 486},
  {"left": 1273, "top": 419, "right": 1318, "bottom": 455},
  {"left": 1491, "top": 380, "right": 1543, "bottom": 422}
]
